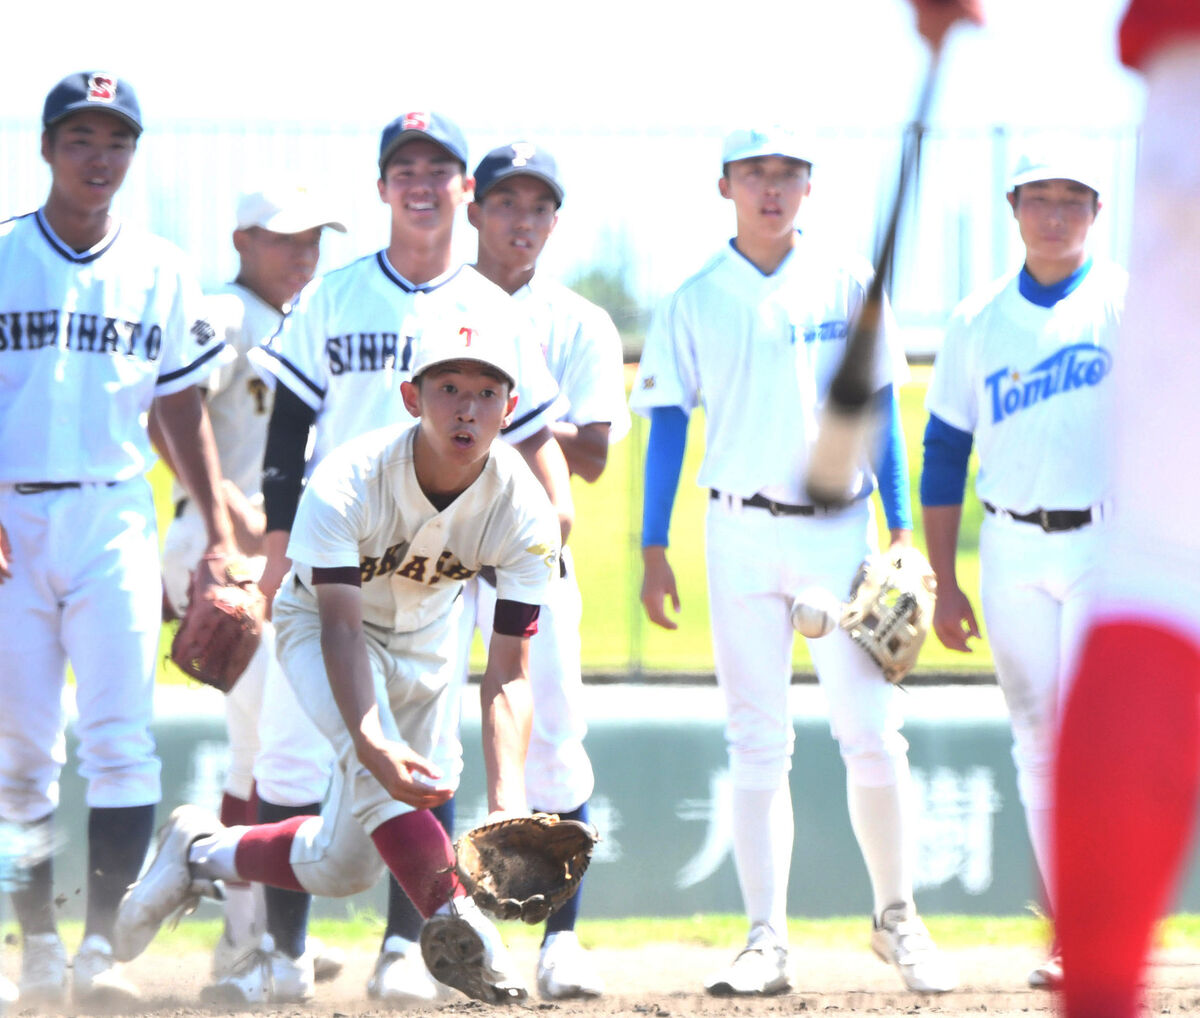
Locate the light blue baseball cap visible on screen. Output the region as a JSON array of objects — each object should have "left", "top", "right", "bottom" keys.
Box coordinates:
[
  {"left": 1009, "top": 147, "right": 1101, "bottom": 196},
  {"left": 722, "top": 126, "right": 813, "bottom": 168}
]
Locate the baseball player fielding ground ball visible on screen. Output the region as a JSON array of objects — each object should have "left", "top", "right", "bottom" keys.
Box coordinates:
[
  {"left": 0, "top": 71, "right": 238, "bottom": 1007},
  {"left": 632, "top": 125, "right": 955, "bottom": 996},
  {"left": 236, "top": 110, "right": 564, "bottom": 1005},
  {"left": 921, "top": 146, "right": 1123, "bottom": 989},
  {"left": 112, "top": 324, "right": 561, "bottom": 1004},
  {"left": 153, "top": 185, "right": 348, "bottom": 1001}
]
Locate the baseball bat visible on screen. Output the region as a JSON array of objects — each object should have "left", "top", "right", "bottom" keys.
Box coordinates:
[{"left": 804, "top": 45, "right": 942, "bottom": 507}]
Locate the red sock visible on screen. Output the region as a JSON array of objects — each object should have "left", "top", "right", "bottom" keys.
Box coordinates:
[
  {"left": 233, "top": 816, "right": 310, "bottom": 893},
  {"left": 1054, "top": 620, "right": 1200, "bottom": 1018},
  {"left": 370, "top": 810, "right": 466, "bottom": 919},
  {"left": 220, "top": 793, "right": 255, "bottom": 889}
]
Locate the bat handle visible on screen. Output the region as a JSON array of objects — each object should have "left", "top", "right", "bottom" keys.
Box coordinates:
[{"left": 805, "top": 404, "right": 870, "bottom": 507}]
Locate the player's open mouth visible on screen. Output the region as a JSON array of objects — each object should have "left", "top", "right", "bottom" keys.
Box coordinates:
[
  {"left": 452, "top": 431, "right": 474, "bottom": 448},
  {"left": 407, "top": 200, "right": 435, "bottom": 211}
]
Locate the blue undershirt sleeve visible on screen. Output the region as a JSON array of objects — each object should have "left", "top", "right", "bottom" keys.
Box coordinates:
[
  {"left": 871, "top": 386, "right": 913, "bottom": 531},
  {"left": 920, "top": 413, "right": 974, "bottom": 506},
  {"left": 642, "top": 405, "right": 689, "bottom": 547}
]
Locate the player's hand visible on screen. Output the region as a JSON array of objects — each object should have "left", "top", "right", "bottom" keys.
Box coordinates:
[
  {"left": 0, "top": 520, "right": 11, "bottom": 583},
  {"left": 932, "top": 581, "right": 980, "bottom": 652},
  {"left": 641, "top": 546, "right": 681, "bottom": 630},
  {"left": 888, "top": 528, "right": 914, "bottom": 549},
  {"left": 355, "top": 737, "right": 453, "bottom": 810},
  {"left": 908, "top": 0, "right": 984, "bottom": 49}
]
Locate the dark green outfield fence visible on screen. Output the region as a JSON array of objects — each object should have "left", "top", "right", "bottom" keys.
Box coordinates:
[{"left": 35, "top": 681, "right": 1183, "bottom": 923}]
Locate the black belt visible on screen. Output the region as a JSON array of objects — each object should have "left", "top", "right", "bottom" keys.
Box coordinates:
[
  {"left": 14, "top": 481, "right": 118, "bottom": 494},
  {"left": 710, "top": 489, "right": 832, "bottom": 517},
  {"left": 983, "top": 501, "right": 1093, "bottom": 533},
  {"left": 15, "top": 482, "right": 83, "bottom": 494}
]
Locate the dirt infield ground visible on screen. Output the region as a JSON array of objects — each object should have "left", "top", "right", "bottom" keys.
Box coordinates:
[{"left": 6, "top": 942, "right": 1200, "bottom": 1018}]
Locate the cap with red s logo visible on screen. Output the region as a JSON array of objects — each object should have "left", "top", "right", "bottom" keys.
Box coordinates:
[{"left": 42, "top": 71, "right": 143, "bottom": 135}]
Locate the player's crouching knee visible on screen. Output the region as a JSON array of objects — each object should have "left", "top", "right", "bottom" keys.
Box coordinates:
[{"left": 288, "top": 828, "right": 385, "bottom": 898}]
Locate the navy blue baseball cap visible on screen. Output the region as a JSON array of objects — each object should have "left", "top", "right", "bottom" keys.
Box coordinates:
[
  {"left": 43, "top": 71, "right": 142, "bottom": 136},
  {"left": 378, "top": 112, "right": 468, "bottom": 173},
  {"left": 473, "top": 142, "right": 564, "bottom": 207}
]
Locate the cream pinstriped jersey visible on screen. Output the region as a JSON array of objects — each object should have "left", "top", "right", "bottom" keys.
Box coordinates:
[
  {"left": 171, "top": 283, "right": 280, "bottom": 502},
  {"left": 0, "top": 209, "right": 231, "bottom": 484},
  {"left": 287, "top": 423, "right": 560, "bottom": 633}
]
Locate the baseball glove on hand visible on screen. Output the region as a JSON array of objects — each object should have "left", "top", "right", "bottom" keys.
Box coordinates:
[
  {"left": 839, "top": 546, "right": 938, "bottom": 683},
  {"left": 170, "top": 558, "right": 266, "bottom": 692},
  {"left": 455, "top": 813, "right": 598, "bottom": 924}
]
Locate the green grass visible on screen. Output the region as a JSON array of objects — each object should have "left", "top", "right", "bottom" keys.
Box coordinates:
[
  {"left": 14, "top": 912, "right": 1200, "bottom": 954},
  {"left": 150, "top": 364, "right": 994, "bottom": 685}
]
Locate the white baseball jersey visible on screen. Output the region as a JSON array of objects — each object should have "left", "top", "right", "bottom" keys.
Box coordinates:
[
  {"left": 249, "top": 256, "right": 565, "bottom": 468},
  {"left": 286, "top": 422, "right": 560, "bottom": 634},
  {"left": 176, "top": 283, "right": 281, "bottom": 500},
  {"left": 0, "top": 209, "right": 231, "bottom": 483},
  {"left": 514, "top": 275, "right": 631, "bottom": 443},
  {"left": 630, "top": 233, "right": 906, "bottom": 504},
  {"left": 925, "top": 260, "right": 1126, "bottom": 513}
]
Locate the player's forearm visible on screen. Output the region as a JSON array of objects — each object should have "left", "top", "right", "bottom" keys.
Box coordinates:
[
  {"left": 921, "top": 504, "right": 965, "bottom": 589},
  {"left": 479, "top": 635, "right": 533, "bottom": 815},
  {"left": 550, "top": 421, "right": 610, "bottom": 483},
  {"left": 146, "top": 404, "right": 181, "bottom": 478},
  {"left": 317, "top": 593, "right": 383, "bottom": 752},
  {"left": 153, "top": 387, "right": 235, "bottom": 555},
  {"left": 516, "top": 427, "right": 574, "bottom": 544}
]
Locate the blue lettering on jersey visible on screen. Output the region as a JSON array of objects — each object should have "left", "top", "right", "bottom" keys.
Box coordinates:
[
  {"left": 0, "top": 310, "right": 159, "bottom": 360},
  {"left": 326, "top": 331, "right": 409, "bottom": 375},
  {"left": 985, "top": 343, "right": 1112, "bottom": 424},
  {"left": 799, "top": 320, "right": 850, "bottom": 344}
]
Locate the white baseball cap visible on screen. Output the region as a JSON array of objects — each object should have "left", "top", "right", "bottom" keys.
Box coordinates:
[
  {"left": 410, "top": 320, "right": 519, "bottom": 390},
  {"left": 1009, "top": 148, "right": 1101, "bottom": 196},
  {"left": 235, "top": 186, "right": 347, "bottom": 235},
  {"left": 722, "top": 125, "right": 814, "bottom": 168}
]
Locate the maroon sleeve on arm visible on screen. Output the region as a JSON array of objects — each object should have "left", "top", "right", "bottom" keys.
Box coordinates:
[
  {"left": 311, "top": 566, "right": 362, "bottom": 587},
  {"left": 493, "top": 599, "right": 541, "bottom": 638}
]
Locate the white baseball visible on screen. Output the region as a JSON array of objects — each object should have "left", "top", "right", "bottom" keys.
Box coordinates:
[{"left": 790, "top": 586, "right": 842, "bottom": 639}]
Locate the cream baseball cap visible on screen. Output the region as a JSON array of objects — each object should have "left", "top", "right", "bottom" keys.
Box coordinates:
[{"left": 411, "top": 320, "right": 519, "bottom": 390}]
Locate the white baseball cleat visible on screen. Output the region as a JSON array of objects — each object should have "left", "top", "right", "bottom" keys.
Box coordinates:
[
  {"left": 419, "top": 896, "right": 527, "bottom": 1003},
  {"left": 18, "top": 931, "right": 67, "bottom": 1005},
  {"left": 1028, "top": 953, "right": 1063, "bottom": 989},
  {"left": 537, "top": 931, "right": 604, "bottom": 1000},
  {"left": 871, "top": 902, "right": 958, "bottom": 994},
  {"left": 73, "top": 934, "right": 141, "bottom": 1007},
  {"left": 213, "top": 929, "right": 342, "bottom": 985},
  {"left": 704, "top": 922, "right": 790, "bottom": 996},
  {"left": 367, "top": 934, "right": 455, "bottom": 1004},
  {"left": 201, "top": 934, "right": 314, "bottom": 1005},
  {"left": 113, "top": 804, "right": 224, "bottom": 963}
]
